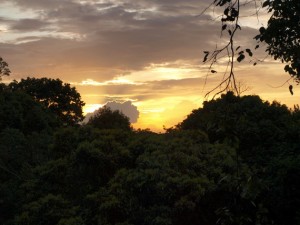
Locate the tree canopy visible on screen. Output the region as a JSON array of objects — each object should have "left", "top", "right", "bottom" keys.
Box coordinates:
[
  {"left": 1, "top": 78, "right": 299, "bottom": 225},
  {"left": 87, "top": 106, "right": 132, "bottom": 131},
  {"left": 177, "top": 92, "right": 298, "bottom": 162},
  {"left": 177, "top": 92, "right": 300, "bottom": 225},
  {"left": 9, "top": 77, "right": 85, "bottom": 126},
  {"left": 0, "top": 57, "right": 11, "bottom": 79},
  {"left": 0, "top": 89, "right": 59, "bottom": 134}
]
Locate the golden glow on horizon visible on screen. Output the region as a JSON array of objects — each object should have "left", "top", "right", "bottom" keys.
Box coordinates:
[
  {"left": 75, "top": 61, "right": 299, "bottom": 132},
  {"left": 131, "top": 97, "right": 199, "bottom": 131},
  {"left": 133, "top": 113, "right": 165, "bottom": 132},
  {"left": 81, "top": 95, "right": 200, "bottom": 132}
]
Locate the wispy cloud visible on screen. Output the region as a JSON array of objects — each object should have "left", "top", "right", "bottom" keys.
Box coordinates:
[{"left": 73, "top": 78, "right": 144, "bottom": 86}]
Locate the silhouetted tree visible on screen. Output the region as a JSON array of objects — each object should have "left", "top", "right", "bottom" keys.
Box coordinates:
[
  {"left": 9, "top": 77, "right": 85, "bottom": 126},
  {"left": 87, "top": 106, "right": 131, "bottom": 131},
  {"left": 256, "top": 0, "right": 300, "bottom": 79},
  {"left": 0, "top": 79, "right": 298, "bottom": 225},
  {"left": 178, "top": 92, "right": 300, "bottom": 224},
  {"left": 0, "top": 57, "right": 10, "bottom": 80},
  {"left": 178, "top": 92, "right": 295, "bottom": 161},
  {"left": 0, "top": 90, "right": 59, "bottom": 134}
]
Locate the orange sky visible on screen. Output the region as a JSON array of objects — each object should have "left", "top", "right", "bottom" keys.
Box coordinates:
[{"left": 1, "top": 0, "right": 299, "bottom": 132}]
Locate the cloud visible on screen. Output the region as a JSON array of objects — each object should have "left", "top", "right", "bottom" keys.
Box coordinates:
[
  {"left": 0, "top": 0, "right": 262, "bottom": 91},
  {"left": 10, "top": 18, "right": 51, "bottom": 31},
  {"left": 83, "top": 100, "right": 139, "bottom": 124},
  {"left": 1, "top": 0, "right": 292, "bottom": 132},
  {"left": 0, "top": 0, "right": 225, "bottom": 80},
  {"left": 105, "top": 101, "right": 139, "bottom": 123}
]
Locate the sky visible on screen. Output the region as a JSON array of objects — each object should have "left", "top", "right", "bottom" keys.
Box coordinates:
[{"left": 0, "top": 0, "right": 299, "bottom": 132}]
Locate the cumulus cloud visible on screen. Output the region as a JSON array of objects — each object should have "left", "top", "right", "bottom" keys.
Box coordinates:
[
  {"left": 84, "top": 101, "right": 139, "bottom": 124},
  {"left": 105, "top": 101, "right": 139, "bottom": 123}
]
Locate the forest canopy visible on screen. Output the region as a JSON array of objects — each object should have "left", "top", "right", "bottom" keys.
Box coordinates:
[
  {"left": 0, "top": 0, "right": 300, "bottom": 218},
  {"left": 1, "top": 77, "right": 299, "bottom": 225},
  {"left": 0, "top": 1, "right": 299, "bottom": 221},
  {"left": 8, "top": 77, "right": 85, "bottom": 126}
]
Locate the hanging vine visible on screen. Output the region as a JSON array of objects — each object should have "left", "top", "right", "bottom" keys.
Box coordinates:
[{"left": 203, "top": 0, "right": 300, "bottom": 96}]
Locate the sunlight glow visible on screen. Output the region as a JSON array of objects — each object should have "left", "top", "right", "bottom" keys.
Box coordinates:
[
  {"left": 132, "top": 97, "right": 199, "bottom": 132},
  {"left": 122, "top": 64, "right": 201, "bottom": 82},
  {"left": 83, "top": 103, "right": 103, "bottom": 114},
  {"left": 76, "top": 78, "right": 143, "bottom": 86},
  {"left": 0, "top": 25, "right": 9, "bottom": 33}
]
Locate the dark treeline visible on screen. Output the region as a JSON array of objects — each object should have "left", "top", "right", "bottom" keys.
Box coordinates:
[{"left": 0, "top": 78, "right": 299, "bottom": 225}]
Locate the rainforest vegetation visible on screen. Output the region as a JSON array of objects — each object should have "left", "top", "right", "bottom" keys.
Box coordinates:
[
  {"left": 1, "top": 0, "right": 299, "bottom": 224},
  {"left": 0, "top": 78, "right": 299, "bottom": 225}
]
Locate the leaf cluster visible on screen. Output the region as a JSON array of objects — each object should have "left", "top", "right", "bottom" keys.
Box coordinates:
[
  {"left": 8, "top": 77, "right": 85, "bottom": 125},
  {"left": 87, "top": 106, "right": 131, "bottom": 131},
  {"left": 255, "top": 0, "right": 300, "bottom": 80}
]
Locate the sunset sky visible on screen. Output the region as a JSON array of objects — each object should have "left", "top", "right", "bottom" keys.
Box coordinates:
[{"left": 0, "top": 0, "right": 299, "bottom": 131}]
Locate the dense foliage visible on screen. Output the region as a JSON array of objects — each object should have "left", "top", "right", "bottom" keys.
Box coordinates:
[
  {"left": 178, "top": 92, "right": 300, "bottom": 224},
  {"left": 257, "top": 0, "right": 300, "bottom": 79},
  {"left": 87, "top": 106, "right": 132, "bottom": 131},
  {"left": 0, "top": 84, "right": 299, "bottom": 225},
  {"left": 8, "top": 77, "right": 85, "bottom": 126}
]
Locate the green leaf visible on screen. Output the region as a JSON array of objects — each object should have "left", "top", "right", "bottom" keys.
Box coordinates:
[
  {"left": 262, "top": 0, "right": 270, "bottom": 8},
  {"left": 254, "top": 35, "right": 260, "bottom": 40},
  {"left": 246, "top": 49, "right": 253, "bottom": 57},
  {"left": 203, "top": 51, "right": 210, "bottom": 62},
  {"left": 224, "top": 7, "right": 229, "bottom": 16},
  {"left": 259, "top": 27, "right": 266, "bottom": 34},
  {"left": 237, "top": 54, "right": 245, "bottom": 62},
  {"left": 284, "top": 65, "right": 290, "bottom": 72},
  {"left": 289, "top": 85, "right": 293, "bottom": 95}
]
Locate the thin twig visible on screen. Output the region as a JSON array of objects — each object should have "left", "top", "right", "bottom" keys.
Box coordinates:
[{"left": 267, "top": 77, "right": 293, "bottom": 88}]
